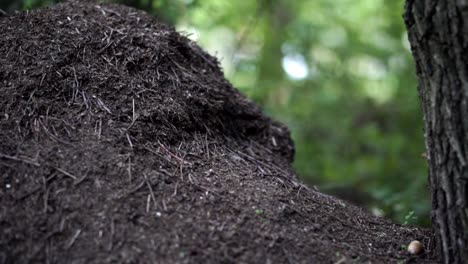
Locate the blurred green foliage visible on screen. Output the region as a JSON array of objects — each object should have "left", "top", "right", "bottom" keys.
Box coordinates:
[{"left": 2, "top": 0, "right": 430, "bottom": 226}]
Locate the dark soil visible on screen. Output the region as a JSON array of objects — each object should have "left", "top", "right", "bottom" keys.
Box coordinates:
[{"left": 0, "top": 1, "right": 438, "bottom": 263}]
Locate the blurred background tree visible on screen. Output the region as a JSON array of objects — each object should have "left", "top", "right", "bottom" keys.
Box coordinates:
[{"left": 0, "top": 0, "right": 429, "bottom": 226}]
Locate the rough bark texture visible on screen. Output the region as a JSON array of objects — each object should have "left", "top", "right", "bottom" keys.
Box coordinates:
[{"left": 404, "top": 1, "right": 468, "bottom": 263}]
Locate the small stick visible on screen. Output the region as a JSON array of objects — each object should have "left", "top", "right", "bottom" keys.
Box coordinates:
[
  {"left": 65, "top": 229, "right": 82, "bottom": 249},
  {"left": 43, "top": 187, "right": 49, "bottom": 213},
  {"left": 126, "top": 133, "right": 133, "bottom": 148},
  {"left": 127, "top": 156, "right": 132, "bottom": 182},
  {"left": 97, "top": 118, "right": 102, "bottom": 140},
  {"left": 172, "top": 182, "right": 178, "bottom": 197},
  {"left": 132, "top": 99, "right": 136, "bottom": 123},
  {"left": 127, "top": 99, "right": 137, "bottom": 129},
  {"left": 73, "top": 173, "right": 89, "bottom": 186},
  {"left": 143, "top": 173, "right": 157, "bottom": 210},
  {"left": 0, "top": 153, "right": 40, "bottom": 166},
  {"left": 146, "top": 194, "right": 151, "bottom": 213},
  {"left": 55, "top": 167, "right": 77, "bottom": 180}
]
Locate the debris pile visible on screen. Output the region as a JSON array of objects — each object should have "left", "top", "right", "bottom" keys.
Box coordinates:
[{"left": 0, "top": 1, "right": 436, "bottom": 263}]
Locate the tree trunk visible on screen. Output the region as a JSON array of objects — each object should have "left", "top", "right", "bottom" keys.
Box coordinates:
[
  {"left": 404, "top": 1, "right": 468, "bottom": 263},
  {"left": 256, "top": 0, "right": 289, "bottom": 105}
]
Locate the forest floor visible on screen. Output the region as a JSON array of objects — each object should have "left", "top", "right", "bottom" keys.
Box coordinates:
[{"left": 0, "top": 1, "right": 438, "bottom": 263}]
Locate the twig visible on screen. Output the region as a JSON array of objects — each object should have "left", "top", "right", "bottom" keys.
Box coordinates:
[
  {"left": 43, "top": 187, "right": 50, "bottom": 213},
  {"left": 40, "top": 120, "right": 72, "bottom": 146},
  {"left": 0, "top": 153, "right": 40, "bottom": 166},
  {"left": 55, "top": 167, "right": 77, "bottom": 180},
  {"left": 158, "top": 142, "right": 190, "bottom": 165},
  {"left": 146, "top": 194, "right": 151, "bottom": 213},
  {"left": 127, "top": 98, "right": 137, "bottom": 130},
  {"left": 143, "top": 173, "right": 157, "bottom": 210},
  {"left": 108, "top": 219, "right": 114, "bottom": 251},
  {"left": 65, "top": 229, "right": 82, "bottom": 249},
  {"left": 126, "top": 133, "right": 133, "bottom": 148},
  {"left": 127, "top": 156, "right": 132, "bottom": 182},
  {"left": 73, "top": 173, "right": 89, "bottom": 186}
]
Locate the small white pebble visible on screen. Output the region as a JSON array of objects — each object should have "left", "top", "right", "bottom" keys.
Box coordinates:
[
  {"left": 408, "top": 240, "right": 424, "bottom": 255},
  {"left": 156, "top": 212, "right": 161, "bottom": 217},
  {"left": 5, "top": 184, "right": 11, "bottom": 189}
]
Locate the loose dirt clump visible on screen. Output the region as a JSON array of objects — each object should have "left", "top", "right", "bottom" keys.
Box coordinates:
[{"left": 0, "top": 1, "right": 438, "bottom": 263}]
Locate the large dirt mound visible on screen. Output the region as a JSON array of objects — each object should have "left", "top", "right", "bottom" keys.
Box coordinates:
[{"left": 0, "top": 1, "right": 437, "bottom": 263}]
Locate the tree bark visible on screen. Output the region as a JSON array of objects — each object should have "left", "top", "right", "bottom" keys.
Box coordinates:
[
  {"left": 404, "top": 1, "right": 468, "bottom": 263},
  {"left": 256, "top": 0, "right": 289, "bottom": 105}
]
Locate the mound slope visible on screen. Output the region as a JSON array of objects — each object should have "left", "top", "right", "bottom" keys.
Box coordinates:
[{"left": 0, "top": 1, "right": 437, "bottom": 263}]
